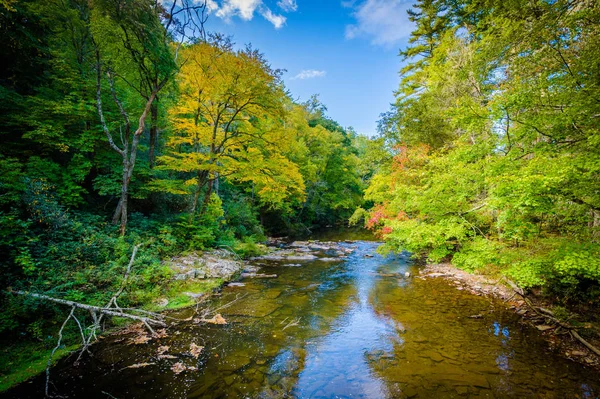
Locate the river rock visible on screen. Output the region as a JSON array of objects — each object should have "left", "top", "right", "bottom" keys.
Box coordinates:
[
  {"left": 425, "top": 351, "right": 444, "bottom": 362},
  {"left": 309, "top": 244, "right": 331, "bottom": 251},
  {"left": 219, "top": 356, "right": 251, "bottom": 372},
  {"left": 240, "top": 273, "right": 278, "bottom": 279},
  {"left": 167, "top": 250, "right": 243, "bottom": 280},
  {"left": 290, "top": 241, "right": 310, "bottom": 247},
  {"left": 402, "top": 387, "right": 419, "bottom": 398},
  {"left": 286, "top": 254, "right": 318, "bottom": 261}
]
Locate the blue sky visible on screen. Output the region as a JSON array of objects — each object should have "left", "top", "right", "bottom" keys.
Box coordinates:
[{"left": 197, "top": 0, "right": 415, "bottom": 136}]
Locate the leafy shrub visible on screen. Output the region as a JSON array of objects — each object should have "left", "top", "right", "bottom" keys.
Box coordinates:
[
  {"left": 504, "top": 259, "right": 547, "bottom": 289},
  {"left": 451, "top": 237, "right": 499, "bottom": 272},
  {"left": 233, "top": 236, "right": 269, "bottom": 259},
  {"left": 174, "top": 193, "right": 225, "bottom": 250}
]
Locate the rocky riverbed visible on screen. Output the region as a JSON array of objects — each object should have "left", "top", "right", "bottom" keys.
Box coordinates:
[{"left": 421, "top": 263, "right": 600, "bottom": 371}]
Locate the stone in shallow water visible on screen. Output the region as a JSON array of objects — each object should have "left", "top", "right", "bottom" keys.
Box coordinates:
[
  {"left": 226, "top": 302, "right": 281, "bottom": 318},
  {"left": 290, "top": 241, "right": 309, "bottom": 247},
  {"left": 168, "top": 250, "right": 242, "bottom": 280},
  {"left": 219, "top": 356, "right": 251, "bottom": 372},
  {"left": 402, "top": 386, "right": 419, "bottom": 398},
  {"left": 427, "top": 352, "right": 444, "bottom": 363},
  {"left": 223, "top": 374, "right": 237, "bottom": 386},
  {"left": 286, "top": 254, "right": 318, "bottom": 261}
]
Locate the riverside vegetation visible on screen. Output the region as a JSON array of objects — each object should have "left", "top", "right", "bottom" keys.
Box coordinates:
[{"left": 1, "top": 0, "right": 600, "bottom": 394}]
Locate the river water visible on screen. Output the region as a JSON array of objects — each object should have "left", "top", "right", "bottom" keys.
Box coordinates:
[{"left": 4, "top": 235, "right": 599, "bottom": 398}]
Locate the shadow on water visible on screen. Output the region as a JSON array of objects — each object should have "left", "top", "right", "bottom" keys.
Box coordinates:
[{"left": 3, "top": 237, "right": 599, "bottom": 398}]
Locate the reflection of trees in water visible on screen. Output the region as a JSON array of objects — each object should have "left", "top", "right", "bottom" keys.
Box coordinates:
[
  {"left": 185, "top": 260, "right": 361, "bottom": 398},
  {"left": 367, "top": 275, "right": 600, "bottom": 398},
  {"left": 367, "top": 276, "right": 516, "bottom": 397}
]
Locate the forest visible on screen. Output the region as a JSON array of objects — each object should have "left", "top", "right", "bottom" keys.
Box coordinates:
[
  {"left": 0, "top": 0, "right": 368, "bottom": 387},
  {"left": 1, "top": 0, "right": 599, "bottom": 394},
  {"left": 355, "top": 0, "right": 600, "bottom": 303}
]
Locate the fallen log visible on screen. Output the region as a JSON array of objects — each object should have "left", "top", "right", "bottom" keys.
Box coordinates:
[{"left": 6, "top": 290, "right": 166, "bottom": 327}]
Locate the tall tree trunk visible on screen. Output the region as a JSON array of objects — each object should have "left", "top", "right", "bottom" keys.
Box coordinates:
[
  {"left": 190, "top": 170, "right": 208, "bottom": 214},
  {"left": 149, "top": 100, "right": 158, "bottom": 168},
  {"left": 112, "top": 158, "right": 130, "bottom": 236}
]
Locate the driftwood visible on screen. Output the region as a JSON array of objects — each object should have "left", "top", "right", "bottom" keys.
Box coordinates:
[
  {"left": 5, "top": 244, "right": 166, "bottom": 397},
  {"left": 9, "top": 290, "right": 166, "bottom": 327},
  {"left": 507, "top": 280, "right": 600, "bottom": 358}
]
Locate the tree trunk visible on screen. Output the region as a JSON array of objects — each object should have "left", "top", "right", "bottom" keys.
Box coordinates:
[
  {"left": 112, "top": 158, "right": 130, "bottom": 236},
  {"left": 199, "top": 178, "right": 214, "bottom": 215},
  {"left": 149, "top": 100, "right": 158, "bottom": 168}
]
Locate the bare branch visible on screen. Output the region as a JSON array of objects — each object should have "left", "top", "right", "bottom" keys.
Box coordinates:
[{"left": 95, "top": 49, "right": 125, "bottom": 157}]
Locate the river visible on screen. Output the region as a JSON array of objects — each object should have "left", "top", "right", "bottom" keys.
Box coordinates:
[{"left": 4, "top": 234, "right": 599, "bottom": 398}]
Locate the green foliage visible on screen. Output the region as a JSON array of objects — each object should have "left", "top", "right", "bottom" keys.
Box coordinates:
[
  {"left": 0, "top": 0, "right": 370, "bottom": 390},
  {"left": 363, "top": 0, "right": 600, "bottom": 303},
  {"left": 174, "top": 193, "right": 226, "bottom": 250},
  {"left": 233, "top": 236, "right": 269, "bottom": 259},
  {"left": 551, "top": 244, "right": 600, "bottom": 289},
  {"left": 451, "top": 238, "right": 499, "bottom": 273}
]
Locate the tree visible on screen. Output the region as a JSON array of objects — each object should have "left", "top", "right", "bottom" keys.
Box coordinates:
[
  {"left": 364, "top": 0, "right": 600, "bottom": 298},
  {"left": 155, "top": 40, "right": 305, "bottom": 213},
  {"left": 92, "top": 0, "right": 206, "bottom": 234}
]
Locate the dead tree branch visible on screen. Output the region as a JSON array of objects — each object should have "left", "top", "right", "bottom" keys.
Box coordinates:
[
  {"left": 508, "top": 281, "right": 600, "bottom": 357},
  {"left": 8, "top": 290, "right": 166, "bottom": 327}
]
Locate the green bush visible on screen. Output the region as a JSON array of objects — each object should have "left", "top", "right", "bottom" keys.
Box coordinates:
[{"left": 451, "top": 237, "right": 499, "bottom": 272}]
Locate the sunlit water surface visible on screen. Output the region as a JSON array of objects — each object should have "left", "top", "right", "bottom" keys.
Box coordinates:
[{"left": 4, "top": 235, "right": 599, "bottom": 398}]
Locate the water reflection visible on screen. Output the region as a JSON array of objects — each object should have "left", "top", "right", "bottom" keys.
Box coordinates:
[
  {"left": 3, "top": 240, "right": 599, "bottom": 399},
  {"left": 294, "top": 249, "right": 402, "bottom": 398}
]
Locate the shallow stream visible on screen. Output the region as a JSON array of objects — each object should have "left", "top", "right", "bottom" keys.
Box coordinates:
[{"left": 4, "top": 234, "right": 599, "bottom": 398}]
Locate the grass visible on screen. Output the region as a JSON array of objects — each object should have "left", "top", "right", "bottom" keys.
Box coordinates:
[
  {"left": 151, "top": 278, "right": 224, "bottom": 311},
  {"left": 0, "top": 341, "right": 79, "bottom": 392}
]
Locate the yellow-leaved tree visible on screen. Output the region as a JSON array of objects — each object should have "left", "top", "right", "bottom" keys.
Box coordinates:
[{"left": 154, "top": 40, "right": 305, "bottom": 213}]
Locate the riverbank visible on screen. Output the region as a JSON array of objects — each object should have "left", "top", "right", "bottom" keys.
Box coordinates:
[
  {"left": 0, "top": 243, "right": 286, "bottom": 392},
  {"left": 0, "top": 276, "right": 225, "bottom": 392},
  {"left": 420, "top": 263, "right": 600, "bottom": 371}
]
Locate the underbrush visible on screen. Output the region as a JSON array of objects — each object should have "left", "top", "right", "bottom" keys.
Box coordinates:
[
  {"left": 448, "top": 237, "right": 600, "bottom": 306},
  {"left": 0, "top": 193, "right": 264, "bottom": 392}
]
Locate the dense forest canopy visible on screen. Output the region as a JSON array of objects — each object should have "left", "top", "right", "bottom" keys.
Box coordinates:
[
  {"left": 0, "top": 0, "right": 366, "bottom": 339},
  {"left": 355, "top": 0, "right": 600, "bottom": 302}
]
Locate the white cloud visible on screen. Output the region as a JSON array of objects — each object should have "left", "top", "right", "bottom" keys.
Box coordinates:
[
  {"left": 201, "top": 0, "right": 291, "bottom": 28},
  {"left": 277, "top": 0, "right": 297, "bottom": 12},
  {"left": 344, "top": 0, "right": 414, "bottom": 46},
  {"left": 206, "top": 0, "right": 219, "bottom": 12},
  {"left": 260, "top": 7, "right": 287, "bottom": 29},
  {"left": 216, "top": 0, "right": 262, "bottom": 21},
  {"left": 291, "top": 69, "right": 327, "bottom": 80}
]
